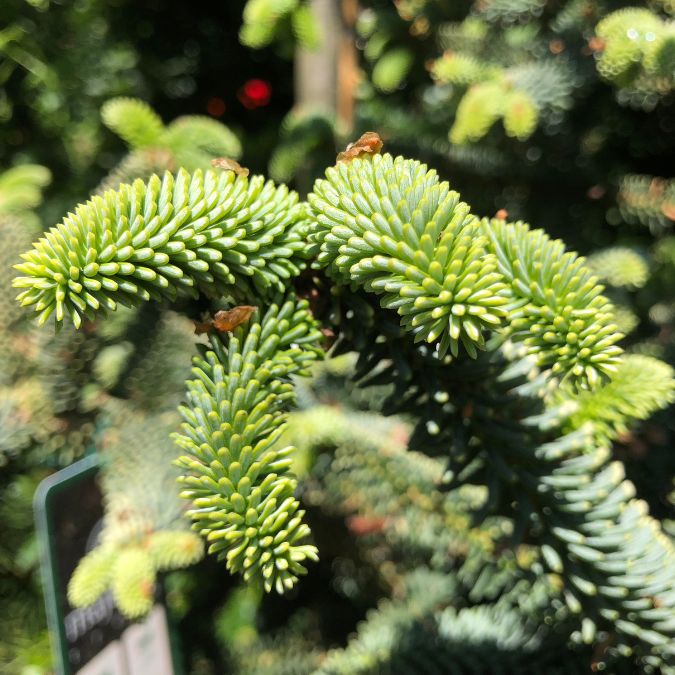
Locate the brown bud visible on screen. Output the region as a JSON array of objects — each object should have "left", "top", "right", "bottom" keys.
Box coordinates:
[
  {"left": 549, "top": 39, "right": 565, "bottom": 55},
  {"left": 588, "top": 37, "right": 605, "bottom": 53},
  {"left": 346, "top": 515, "right": 388, "bottom": 536},
  {"left": 462, "top": 401, "right": 474, "bottom": 419},
  {"left": 337, "top": 132, "right": 383, "bottom": 163},
  {"left": 586, "top": 185, "right": 605, "bottom": 200},
  {"left": 661, "top": 202, "right": 675, "bottom": 221},
  {"left": 211, "top": 157, "right": 250, "bottom": 177},
  {"left": 194, "top": 306, "right": 257, "bottom": 335}
]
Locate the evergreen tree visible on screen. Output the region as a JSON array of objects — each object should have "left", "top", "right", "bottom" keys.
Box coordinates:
[
  {"left": 15, "top": 128, "right": 675, "bottom": 671},
  {"left": 3, "top": 1, "right": 675, "bottom": 673}
]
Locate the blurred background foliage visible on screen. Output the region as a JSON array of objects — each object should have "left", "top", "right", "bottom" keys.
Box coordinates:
[
  {"left": 0, "top": 0, "right": 674, "bottom": 673},
  {"left": 0, "top": 0, "right": 294, "bottom": 222}
]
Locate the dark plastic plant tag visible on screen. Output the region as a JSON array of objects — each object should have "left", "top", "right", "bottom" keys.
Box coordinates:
[{"left": 34, "top": 455, "right": 179, "bottom": 675}]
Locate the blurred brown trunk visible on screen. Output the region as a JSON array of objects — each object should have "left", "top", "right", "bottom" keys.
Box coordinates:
[
  {"left": 337, "top": 0, "right": 358, "bottom": 132},
  {"left": 294, "top": 0, "right": 358, "bottom": 132}
]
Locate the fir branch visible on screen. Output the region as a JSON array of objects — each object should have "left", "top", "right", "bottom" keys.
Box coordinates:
[
  {"left": 172, "top": 296, "right": 322, "bottom": 593},
  {"left": 326, "top": 295, "right": 675, "bottom": 667},
  {"left": 309, "top": 153, "right": 508, "bottom": 359},
  {"left": 482, "top": 218, "right": 623, "bottom": 386},
  {"left": 309, "top": 153, "right": 622, "bottom": 386},
  {"left": 318, "top": 570, "right": 581, "bottom": 675},
  {"left": 617, "top": 174, "right": 675, "bottom": 233},
  {"left": 14, "top": 169, "right": 310, "bottom": 327}
]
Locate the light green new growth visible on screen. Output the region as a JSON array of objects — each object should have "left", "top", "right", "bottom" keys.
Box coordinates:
[
  {"left": 148, "top": 530, "right": 205, "bottom": 570},
  {"left": 240, "top": 0, "right": 319, "bottom": 50},
  {"left": 431, "top": 52, "right": 500, "bottom": 86},
  {"left": 587, "top": 247, "right": 650, "bottom": 289},
  {"left": 449, "top": 82, "right": 506, "bottom": 144},
  {"left": 102, "top": 98, "right": 165, "bottom": 150},
  {"left": 0, "top": 164, "right": 51, "bottom": 217},
  {"left": 14, "top": 168, "right": 310, "bottom": 327},
  {"left": 162, "top": 116, "right": 243, "bottom": 169},
  {"left": 240, "top": 0, "right": 297, "bottom": 47},
  {"left": 102, "top": 97, "right": 241, "bottom": 169},
  {"left": 595, "top": 9, "right": 675, "bottom": 94},
  {"left": 431, "top": 51, "right": 550, "bottom": 145},
  {"left": 291, "top": 3, "right": 321, "bottom": 49},
  {"left": 68, "top": 546, "right": 117, "bottom": 608},
  {"left": 432, "top": 35, "right": 574, "bottom": 145},
  {"left": 110, "top": 548, "right": 156, "bottom": 619},
  {"left": 173, "top": 297, "right": 322, "bottom": 593},
  {"left": 502, "top": 89, "right": 539, "bottom": 139},
  {"left": 372, "top": 48, "right": 414, "bottom": 93},
  {"left": 309, "top": 154, "right": 622, "bottom": 386},
  {"left": 565, "top": 354, "right": 675, "bottom": 443},
  {"left": 68, "top": 534, "right": 203, "bottom": 619},
  {"left": 445, "top": 78, "right": 544, "bottom": 144}
]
